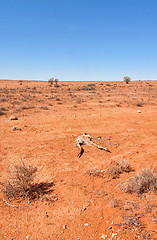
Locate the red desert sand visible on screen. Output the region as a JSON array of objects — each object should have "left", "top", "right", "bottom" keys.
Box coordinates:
[{"left": 0, "top": 80, "right": 157, "bottom": 239}]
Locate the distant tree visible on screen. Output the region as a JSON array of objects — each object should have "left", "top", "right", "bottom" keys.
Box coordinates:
[
  {"left": 123, "top": 76, "right": 131, "bottom": 84},
  {"left": 48, "top": 78, "right": 54, "bottom": 84},
  {"left": 54, "top": 78, "right": 59, "bottom": 84}
]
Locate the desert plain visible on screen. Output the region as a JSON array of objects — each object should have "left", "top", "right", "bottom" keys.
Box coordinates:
[{"left": 0, "top": 80, "right": 157, "bottom": 240}]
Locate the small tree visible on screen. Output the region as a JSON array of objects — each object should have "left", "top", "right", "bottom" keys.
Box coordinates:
[
  {"left": 48, "top": 78, "right": 54, "bottom": 85},
  {"left": 123, "top": 76, "right": 131, "bottom": 84},
  {"left": 54, "top": 78, "right": 59, "bottom": 84}
]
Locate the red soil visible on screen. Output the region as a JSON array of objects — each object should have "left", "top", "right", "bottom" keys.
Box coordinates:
[{"left": 0, "top": 80, "right": 157, "bottom": 240}]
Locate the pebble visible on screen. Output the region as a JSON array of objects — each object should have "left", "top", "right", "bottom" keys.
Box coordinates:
[
  {"left": 112, "top": 233, "right": 117, "bottom": 238},
  {"left": 63, "top": 225, "right": 66, "bottom": 229},
  {"left": 137, "top": 110, "right": 141, "bottom": 113},
  {"left": 12, "top": 126, "right": 21, "bottom": 131},
  {"left": 101, "top": 234, "right": 107, "bottom": 239},
  {"left": 10, "top": 115, "right": 18, "bottom": 120},
  {"left": 84, "top": 223, "right": 89, "bottom": 226}
]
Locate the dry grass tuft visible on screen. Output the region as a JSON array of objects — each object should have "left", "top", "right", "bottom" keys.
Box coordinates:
[
  {"left": 107, "top": 159, "right": 132, "bottom": 179},
  {"left": 2, "top": 161, "right": 54, "bottom": 202},
  {"left": 122, "top": 212, "right": 142, "bottom": 230},
  {"left": 3, "top": 161, "right": 37, "bottom": 201},
  {"left": 0, "top": 107, "right": 6, "bottom": 115},
  {"left": 122, "top": 169, "right": 157, "bottom": 194}
]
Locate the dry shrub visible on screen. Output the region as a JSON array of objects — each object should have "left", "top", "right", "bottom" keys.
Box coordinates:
[
  {"left": 2, "top": 161, "right": 55, "bottom": 202},
  {"left": 0, "top": 108, "right": 5, "bottom": 115},
  {"left": 110, "top": 197, "right": 122, "bottom": 208},
  {"left": 0, "top": 97, "right": 7, "bottom": 102},
  {"left": 107, "top": 159, "right": 132, "bottom": 179},
  {"left": 87, "top": 160, "right": 132, "bottom": 180},
  {"left": 82, "top": 85, "right": 96, "bottom": 91},
  {"left": 119, "top": 159, "right": 132, "bottom": 172},
  {"left": 123, "top": 76, "right": 131, "bottom": 84},
  {"left": 21, "top": 105, "right": 35, "bottom": 110},
  {"left": 122, "top": 212, "right": 142, "bottom": 230},
  {"left": 107, "top": 165, "right": 122, "bottom": 179},
  {"left": 3, "top": 161, "right": 37, "bottom": 201},
  {"left": 87, "top": 83, "right": 96, "bottom": 87},
  {"left": 48, "top": 78, "right": 54, "bottom": 84},
  {"left": 122, "top": 169, "right": 157, "bottom": 194},
  {"left": 54, "top": 84, "right": 60, "bottom": 88},
  {"left": 140, "top": 231, "right": 152, "bottom": 239},
  {"left": 40, "top": 106, "right": 49, "bottom": 110},
  {"left": 137, "top": 102, "right": 144, "bottom": 107}
]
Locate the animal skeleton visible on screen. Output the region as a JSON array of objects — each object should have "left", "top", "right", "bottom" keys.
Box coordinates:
[{"left": 76, "top": 133, "right": 111, "bottom": 157}]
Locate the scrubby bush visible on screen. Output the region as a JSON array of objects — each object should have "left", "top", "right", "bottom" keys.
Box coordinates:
[
  {"left": 122, "top": 212, "right": 142, "bottom": 229},
  {"left": 54, "top": 78, "right": 59, "bottom": 84},
  {"left": 123, "top": 76, "right": 131, "bottom": 84},
  {"left": 0, "top": 108, "right": 5, "bottom": 115},
  {"left": 2, "top": 161, "right": 55, "bottom": 202},
  {"left": 107, "top": 159, "right": 132, "bottom": 179},
  {"left": 3, "top": 161, "right": 37, "bottom": 201},
  {"left": 122, "top": 169, "right": 157, "bottom": 194},
  {"left": 48, "top": 78, "right": 54, "bottom": 84}
]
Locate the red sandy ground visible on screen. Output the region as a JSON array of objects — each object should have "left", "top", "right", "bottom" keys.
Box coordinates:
[{"left": 0, "top": 80, "right": 157, "bottom": 240}]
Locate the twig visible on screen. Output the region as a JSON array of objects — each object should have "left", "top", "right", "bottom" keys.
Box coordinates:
[{"left": 4, "top": 199, "right": 28, "bottom": 208}]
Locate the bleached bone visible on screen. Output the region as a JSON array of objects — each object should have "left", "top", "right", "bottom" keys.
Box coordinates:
[{"left": 76, "top": 133, "right": 110, "bottom": 157}]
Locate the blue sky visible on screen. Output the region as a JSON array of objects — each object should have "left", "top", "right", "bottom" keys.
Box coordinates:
[{"left": 0, "top": 0, "right": 157, "bottom": 81}]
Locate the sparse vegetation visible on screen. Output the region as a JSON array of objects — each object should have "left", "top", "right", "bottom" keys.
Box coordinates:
[
  {"left": 0, "top": 80, "right": 156, "bottom": 239},
  {"left": 54, "top": 78, "right": 59, "bottom": 84},
  {"left": 48, "top": 78, "right": 54, "bottom": 84},
  {"left": 123, "top": 76, "right": 131, "bottom": 84},
  {"left": 110, "top": 197, "right": 122, "bottom": 208},
  {"left": 3, "top": 161, "right": 37, "bottom": 201},
  {"left": 87, "top": 168, "right": 105, "bottom": 178},
  {"left": 107, "top": 159, "right": 132, "bottom": 179},
  {"left": 82, "top": 84, "right": 96, "bottom": 91},
  {"left": 122, "top": 169, "right": 157, "bottom": 194},
  {"left": 21, "top": 105, "right": 35, "bottom": 110},
  {"left": 0, "top": 107, "right": 5, "bottom": 115},
  {"left": 87, "top": 160, "right": 132, "bottom": 180},
  {"left": 2, "top": 161, "right": 54, "bottom": 202},
  {"left": 19, "top": 80, "right": 23, "bottom": 85},
  {"left": 40, "top": 106, "right": 49, "bottom": 110},
  {"left": 122, "top": 212, "right": 142, "bottom": 230},
  {"left": 137, "top": 102, "right": 144, "bottom": 107}
]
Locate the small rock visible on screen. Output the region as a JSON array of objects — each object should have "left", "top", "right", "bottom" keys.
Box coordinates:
[
  {"left": 12, "top": 126, "right": 21, "bottom": 131},
  {"left": 137, "top": 110, "right": 141, "bottom": 113},
  {"left": 84, "top": 223, "right": 89, "bottom": 226},
  {"left": 101, "top": 234, "right": 107, "bottom": 239},
  {"left": 63, "top": 225, "right": 66, "bottom": 229},
  {"left": 111, "top": 233, "right": 117, "bottom": 238},
  {"left": 10, "top": 115, "right": 18, "bottom": 120}
]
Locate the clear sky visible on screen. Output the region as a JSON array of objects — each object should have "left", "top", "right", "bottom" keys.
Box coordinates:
[{"left": 0, "top": 0, "right": 157, "bottom": 81}]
